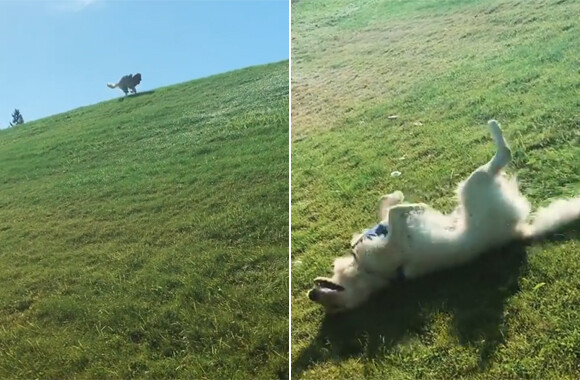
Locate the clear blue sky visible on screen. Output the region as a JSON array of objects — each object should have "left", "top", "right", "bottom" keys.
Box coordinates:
[{"left": 0, "top": 0, "right": 289, "bottom": 126}]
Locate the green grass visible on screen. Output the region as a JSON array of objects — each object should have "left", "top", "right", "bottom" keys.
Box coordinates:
[
  {"left": 0, "top": 61, "right": 289, "bottom": 379},
  {"left": 291, "top": 0, "right": 580, "bottom": 378}
]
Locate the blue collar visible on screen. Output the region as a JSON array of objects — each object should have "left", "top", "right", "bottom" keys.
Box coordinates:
[
  {"left": 364, "top": 223, "right": 388, "bottom": 239},
  {"left": 351, "top": 222, "right": 405, "bottom": 281},
  {"left": 352, "top": 222, "right": 389, "bottom": 248}
]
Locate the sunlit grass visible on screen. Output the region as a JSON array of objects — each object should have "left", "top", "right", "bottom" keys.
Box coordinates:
[
  {"left": 0, "top": 61, "right": 289, "bottom": 379},
  {"left": 291, "top": 0, "right": 580, "bottom": 378}
]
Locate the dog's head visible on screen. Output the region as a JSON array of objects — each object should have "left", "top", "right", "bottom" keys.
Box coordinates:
[
  {"left": 308, "top": 243, "right": 395, "bottom": 313},
  {"left": 308, "top": 229, "right": 404, "bottom": 313},
  {"left": 308, "top": 256, "right": 369, "bottom": 314}
]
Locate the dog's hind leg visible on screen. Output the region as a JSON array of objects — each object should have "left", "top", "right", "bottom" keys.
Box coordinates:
[
  {"left": 457, "top": 120, "right": 524, "bottom": 230},
  {"left": 486, "top": 120, "right": 511, "bottom": 176}
]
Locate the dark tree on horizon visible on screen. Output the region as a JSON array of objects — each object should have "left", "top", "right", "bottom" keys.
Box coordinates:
[{"left": 10, "top": 109, "right": 24, "bottom": 127}]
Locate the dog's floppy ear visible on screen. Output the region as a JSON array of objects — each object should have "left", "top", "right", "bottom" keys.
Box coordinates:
[{"left": 351, "top": 233, "right": 363, "bottom": 247}]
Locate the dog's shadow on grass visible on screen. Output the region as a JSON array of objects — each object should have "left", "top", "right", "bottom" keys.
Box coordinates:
[
  {"left": 117, "top": 90, "right": 155, "bottom": 102},
  {"left": 293, "top": 222, "right": 580, "bottom": 378}
]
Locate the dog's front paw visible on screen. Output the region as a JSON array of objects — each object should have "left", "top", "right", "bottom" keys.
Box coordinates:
[
  {"left": 379, "top": 191, "right": 406, "bottom": 220},
  {"left": 390, "top": 203, "right": 428, "bottom": 221},
  {"left": 379, "top": 191, "right": 405, "bottom": 211},
  {"left": 381, "top": 191, "right": 404, "bottom": 204}
]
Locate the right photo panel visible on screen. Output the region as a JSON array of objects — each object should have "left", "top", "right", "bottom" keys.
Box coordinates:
[{"left": 291, "top": 0, "right": 580, "bottom": 378}]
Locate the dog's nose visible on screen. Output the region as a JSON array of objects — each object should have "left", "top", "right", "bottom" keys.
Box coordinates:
[{"left": 308, "top": 289, "right": 319, "bottom": 301}]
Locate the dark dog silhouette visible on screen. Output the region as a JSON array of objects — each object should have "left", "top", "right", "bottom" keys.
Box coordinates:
[{"left": 107, "top": 73, "right": 142, "bottom": 95}]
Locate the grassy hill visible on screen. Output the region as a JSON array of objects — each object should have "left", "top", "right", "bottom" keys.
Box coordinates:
[
  {"left": 0, "top": 61, "right": 288, "bottom": 379},
  {"left": 292, "top": 0, "right": 580, "bottom": 379}
]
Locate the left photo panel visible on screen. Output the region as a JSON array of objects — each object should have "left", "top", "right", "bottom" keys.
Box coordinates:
[{"left": 0, "top": 1, "right": 289, "bottom": 379}]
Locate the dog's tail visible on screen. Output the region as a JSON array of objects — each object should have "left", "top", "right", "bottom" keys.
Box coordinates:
[
  {"left": 487, "top": 120, "right": 512, "bottom": 175},
  {"left": 107, "top": 83, "right": 118, "bottom": 89},
  {"left": 524, "top": 197, "right": 580, "bottom": 238}
]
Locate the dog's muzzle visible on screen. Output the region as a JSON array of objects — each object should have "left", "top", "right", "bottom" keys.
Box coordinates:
[{"left": 308, "top": 288, "right": 320, "bottom": 301}]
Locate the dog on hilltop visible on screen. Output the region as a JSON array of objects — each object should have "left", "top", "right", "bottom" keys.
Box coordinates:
[
  {"left": 107, "top": 73, "right": 142, "bottom": 95},
  {"left": 308, "top": 120, "right": 580, "bottom": 314}
]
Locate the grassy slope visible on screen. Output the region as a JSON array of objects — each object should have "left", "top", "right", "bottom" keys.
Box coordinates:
[
  {"left": 0, "top": 61, "right": 289, "bottom": 379},
  {"left": 292, "top": 0, "right": 580, "bottom": 379}
]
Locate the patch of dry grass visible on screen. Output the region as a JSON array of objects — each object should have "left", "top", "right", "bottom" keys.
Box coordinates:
[{"left": 291, "top": 0, "right": 579, "bottom": 138}]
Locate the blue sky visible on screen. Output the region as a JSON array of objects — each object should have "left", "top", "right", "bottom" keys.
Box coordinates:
[{"left": 0, "top": 0, "right": 289, "bottom": 126}]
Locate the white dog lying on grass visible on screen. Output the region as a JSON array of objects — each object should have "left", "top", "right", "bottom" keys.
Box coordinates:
[{"left": 309, "top": 120, "right": 580, "bottom": 314}]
